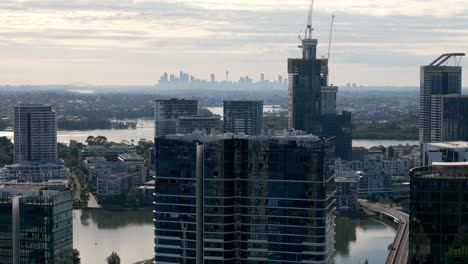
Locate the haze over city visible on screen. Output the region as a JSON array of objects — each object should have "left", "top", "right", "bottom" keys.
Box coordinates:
[{"left": 1, "top": 0, "right": 467, "bottom": 86}]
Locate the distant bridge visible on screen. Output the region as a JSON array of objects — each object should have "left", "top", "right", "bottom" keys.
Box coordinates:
[{"left": 358, "top": 199, "right": 409, "bottom": 264}]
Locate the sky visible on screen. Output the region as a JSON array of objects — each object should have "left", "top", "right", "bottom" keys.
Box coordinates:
[{"left": 0, "top": 0, "right": 467, "bottom": 86}]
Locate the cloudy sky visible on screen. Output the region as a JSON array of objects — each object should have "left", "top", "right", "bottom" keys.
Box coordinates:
[{"left": 0, "top": 0, "right": 467, "bottom": 86}]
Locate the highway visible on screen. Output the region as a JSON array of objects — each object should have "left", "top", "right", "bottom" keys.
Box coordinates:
[{"left": 358, "top": 199, "right": 409, "bottom": 264}]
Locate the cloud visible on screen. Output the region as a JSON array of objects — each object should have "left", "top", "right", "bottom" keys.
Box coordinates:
[{"left": 0, "top": 0, "right": 466, "bottom": 85}]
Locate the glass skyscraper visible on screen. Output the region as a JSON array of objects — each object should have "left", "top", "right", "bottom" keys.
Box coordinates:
[
  {"left": 410, "top": 163, "right": 468, "bottom": 263},
  {"left": 0, "top": 184, "right": 73, "bottom": 264},
  {"left": 419, "top": 53, "right": 464, "bottom": 143},
  {"left": 154, "top": 132, "right": 336, "bottom": 263},
  {"left": 430, "top": 94, "right": 468, "bottom": 142},
  {"left": 154, "top": 99, "right": 199, "bottom": 137}
]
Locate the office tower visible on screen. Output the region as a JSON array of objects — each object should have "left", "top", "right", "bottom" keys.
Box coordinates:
[
  {"left": 419, "top": 53, "right": 465, "bottom": 143},
  {"left": 154, "top": 99, "right": 198, "bottom": 137},
  {"left": 278, "top": 75, "right": 283, "bottom": 84},
  {"left": 223, "top": 100, "right": 263, "bottom": 135},
  {"left": 0, "top": 183, "right": 73, "bottom": 264},
  {"left": 431, "top": 95, "right": 468, "bottom": 142},
  {"left": 210, "top": 73, "right": 215, "bottom": 82},
  {"left": 322, "top": 111, "right": 352, "bottom": 160},
  {"left": 260, "top": 73, "right": 265, "bottom": 82},
  {"left": 14, "top": 105, "right": 57, "bottom": 164},
  {"left": 410, "top": 163, "right": 468, "bottom": 263},
  {"left": 154, "top": 132, "right": 336, "bottom": 263},
  {"left": 177, "top": 116, "right": 222, "bottom": 135}
]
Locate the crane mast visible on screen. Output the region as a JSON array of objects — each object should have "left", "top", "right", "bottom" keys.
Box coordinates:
[
  {"left": 305, "top": 0, "right": 315, "bottom": 39},
  {"left": 327, "top": 15, "right": 335, "bottom": 60}
]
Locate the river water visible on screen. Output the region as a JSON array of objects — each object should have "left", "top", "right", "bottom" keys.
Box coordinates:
[
  {"left": 0, "top": 120, "right": 418, "bottom": 148},
  {"left": 73, "top": 209, "right": 396, "bottom": 264}
]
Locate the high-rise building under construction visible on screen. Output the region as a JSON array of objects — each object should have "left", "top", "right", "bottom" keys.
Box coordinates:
[{"left": 287, "top": 4, "right": 352, "bottom": 160}]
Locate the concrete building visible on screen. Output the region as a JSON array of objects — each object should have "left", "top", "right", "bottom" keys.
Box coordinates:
[
  {"left": 335, "top": 177, "right": 358, "bottom": 210},
  {"left": 223, "top": 100, "right": 263, "bottom": 136},
  {"left": 410, "top": 163, "right": 468, "bottom": 263},
  {"left": 154, "top": 131, "right": 336, "bottom": 263},
  {"left": 422, "top": 141, "right": 468, "bottom": 166},
  {"left": 431, "top": 94, "right": 468, "bottom": 142},
  {"left": 419, "top": 53, "right": 464, "bottom": 143},
  {"left": 177, "top": 116, "right": 222, "bottom": 135},
  {"left": 138, "top": 180, "right": 155, "bottom": 205},
  {"left": 336, "top": 158, "right": 392, "bottom": 195},
  {"left": 0, "top": 183, "right": 72, "bottom": 264},
  {"left": 154, "top": 99, "right": 198, "bottom": 137},
  {"left": 82, "top": 153, "right": 146, "bottom": 184},
  {"left": 97, "top": 172, "right": 139, "bottom": 201},
  {"left": 13, "top": 105, "right": 57, "bottom": 164},
  {"left": 0, "top": 163, "right": 70, "bottom": 183},
  {"left": 1, "top": 105, "right": 69, "bottom": 183},
  {"left": 352, "top": 147, "right": 369, "bottom": 161}
]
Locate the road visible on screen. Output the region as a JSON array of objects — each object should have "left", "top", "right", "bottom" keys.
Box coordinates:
[
  {"left": 72, "top": 172, "right": 81, "bottom": 201},
  {"left": 87, "top": 192, "right": 101, "bottom": 208},
  {"left": 358, "top": 199, "right": 409, "bottom": 264}
]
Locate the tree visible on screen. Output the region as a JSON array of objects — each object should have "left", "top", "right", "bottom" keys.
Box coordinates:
[
  {"left": 73, "top": 249, "right": 81, "bottom": 264},
  {"left": 107, "top": 252, "right": 121, "bottom": 264}
]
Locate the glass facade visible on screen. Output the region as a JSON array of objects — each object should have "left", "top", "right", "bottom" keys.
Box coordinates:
[
  {"left": 419, "top": 65, "right": 462, "bottom": 143},
  {"left": 0, "top": 187, "right": 73, "bottom": 264},
  {"left": 410, "top": 164, "right": 468, "bottom": 264},
  {"left": 223, "top": 101, "right": 263, "bottom": 136},
  {"left": 155, "top": 134, "right": 336, "bottom": 263},
  {"left": 431, "top": 95, "right": 468, "bottom": 142}
]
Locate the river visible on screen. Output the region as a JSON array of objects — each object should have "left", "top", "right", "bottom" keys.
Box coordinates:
[
  {"left": 0, "top": 120, "right": 418, "bottom": 148},
  {"left": 73, "top": 209, "right": 396, "bottom": 264}
]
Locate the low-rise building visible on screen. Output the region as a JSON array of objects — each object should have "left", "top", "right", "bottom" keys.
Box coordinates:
[
  {"left": 423, "top": 141, "right": 468, "bottom": 166},
  {"left": 351, "top": 147, "right": 368, "bottom": 161},
  {"left": 97, "top": 172, "right": 139, "bottom": 201},
  {"left": 0, "top": 183, "right": 73, "bottom": 263},
  {"left": 138, "top": 180, "right": 155, "bottom": 205},
  {"left": 82, "top": 153, "right": 146, "bottom": 184},
  {"left": 177, "top": 116, "right": 222, "bottom": 135},
  {"left": 335, "top": 177, "right": 358, "bottom": 210},
  {"left": 336, "top": 158, "right": 392, "bottom": 195},
  {"left": 0, "top": 162, "right": 70, "bottom": 183}
]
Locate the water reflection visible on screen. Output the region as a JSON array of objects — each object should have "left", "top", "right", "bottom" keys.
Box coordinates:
[
  {"left": 73, "top": 210, "right": 395, "bottom": 264},
  {"left": 73, "top": 209, "right": 154, "bottom": 264},
  {"left": 335, "top": 216, "right": 396, "bottom": 264},
  {"left": 77, "top": 209, "right": 153, "bottom": 229}
]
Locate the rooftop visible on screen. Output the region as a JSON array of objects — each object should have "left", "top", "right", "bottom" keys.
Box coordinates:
[
  {"left": 163, "top": 131, "right": 321, "bottom": 144},
  {"left": 425, "top": 141, "right": 468, "bottom": 149}
]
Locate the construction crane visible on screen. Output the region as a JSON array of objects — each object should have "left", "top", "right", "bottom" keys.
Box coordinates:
[
  {"left": 327, "top": 15, "right": 335, "bottom": 60},
  {"left": 305, "top": 0, "right": 315, "bottom": 39}
]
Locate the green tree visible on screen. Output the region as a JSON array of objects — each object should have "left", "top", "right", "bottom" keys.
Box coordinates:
[
  {"left": 0, "top": 137, "right": 13, "bottom": 167},
  {"left": 73, "top": 249, "right": 81, "bottom": 264},
  {"left": 107, "top": 252, "right": 121, "bottom": 264}
]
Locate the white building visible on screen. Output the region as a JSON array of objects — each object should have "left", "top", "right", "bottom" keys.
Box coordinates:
[
  {"left": 0, "top": 163, "right": 70, "bottom": 183},
  {"left": 423, "top": 141, "right": 468, "bottom": 166}
]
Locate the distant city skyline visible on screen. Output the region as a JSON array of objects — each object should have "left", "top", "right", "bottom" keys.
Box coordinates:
[{"left": 0, "top": 0, "right": 467, "bottom": 86}]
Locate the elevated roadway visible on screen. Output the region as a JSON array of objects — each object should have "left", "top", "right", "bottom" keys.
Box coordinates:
[{"left": 358, "top": 199, "right": 409, "bottom": 264}]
